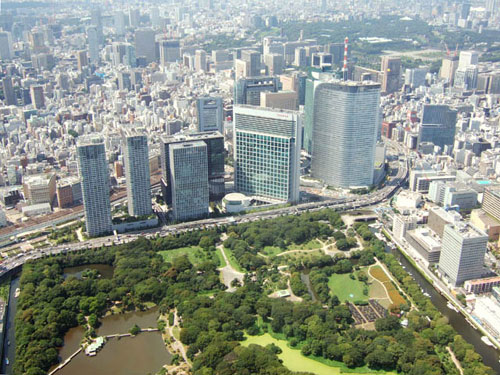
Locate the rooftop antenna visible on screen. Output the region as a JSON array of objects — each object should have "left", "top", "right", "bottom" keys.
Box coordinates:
[{"left": 343, "top": 36, "right": 348, "bottom": 81}]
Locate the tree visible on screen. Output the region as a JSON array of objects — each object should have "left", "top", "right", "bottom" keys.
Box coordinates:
[
  {"left": 375, "top": 315, "right": 401, "bottom": 332},
  {"left": 129, "top": 324, "right": 141, "bottom": 335}
]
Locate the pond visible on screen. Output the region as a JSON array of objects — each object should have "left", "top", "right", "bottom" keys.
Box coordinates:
[
  {"left": 63, "top": 264, "right": 114, "bottom": 279},
  {"left": 54, "top": 307, "right": 171, "bottom": 375}
]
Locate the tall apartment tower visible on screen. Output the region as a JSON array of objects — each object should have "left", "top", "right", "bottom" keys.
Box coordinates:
[
  {"left": 30, "top": 86, "right": 45, "bottom": 109},
  {"left": 380, "top": 56, "right": 401, "bottom": 95},
  {"left": 234, "top": 77, "right": 280, "bottom": 106},
  {"left": 196, "top": 97, "right": 223, "bottom": 133},
  {"left": 169, "top": 141, "right": 209, "bottom": 221},
  {"left": 77, "top": 136, "right": 113, "bottom": 236},
  {"left": 2, "top": 77, "right": 16, "bottom": 106},
  {"left": 233, "top": 105, "right": 301, "bottom": 203},
  {"left": 417, "top": 105, "right": 457, "bottom": 150},
  {"left": 161, "top": 132, "right": 225, "bottom": 203},
  {"left": 134, "top": 28, "right": 156, "bottom": 63},
  {"left": 77, "top": 50, "right": 89, "bottom": 71},
  {"left": 311, "top": 81, "right": 381, "bottom": 188},
  {"left": 438, "top": 223, "right": 488, "bottom": 286},
  {"left": 123, "top": 132, "right": 152, "bottom": 217}
]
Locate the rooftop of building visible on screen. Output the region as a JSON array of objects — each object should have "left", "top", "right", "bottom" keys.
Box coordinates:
[
  {"left": 446, "top": 222, "right": 488, "bottom": 239},
  {"left": 23, "top": 173, "right": 54, "bottom": 187},
  {"left": 409, "top": 227, "right": 442, "bottom": 250},
  {"left": 77, "top": 135, "right": 104, "bottom": 147},
  {"left": 464, "top": 276, "right": 500, "bottom": 286},
  {"left": 161, "top": 131, "right": 223, "bottom": 144}
]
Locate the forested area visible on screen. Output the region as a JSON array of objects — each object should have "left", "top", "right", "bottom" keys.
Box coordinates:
[{"left": 13, "top": 210, "right": 496, "bottom": 375}]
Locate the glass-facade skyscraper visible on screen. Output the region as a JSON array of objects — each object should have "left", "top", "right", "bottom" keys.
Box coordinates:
[
  {"left": 169, "top": 141, "right": 209, "bottom": 221},
  {"left": 77, "top": 136, "right": 112, "bottom": 236},
  {"left": 196, "top": 97, "right": 224, "bottom": 133},
  {"left": 311, "top": 81, "right": 381, "bottom": 188},
  {"left": 234, "top": 77, "right": 280, "bottom": 106},
  {"left": 233, "top": 105, "right": 301, "bottom": 203},
  {"left": 123, "top": 132, "right": 152, "bottom": 217},
  {"left": 417, "top": 104, "right": 457, "bottom": 151}
]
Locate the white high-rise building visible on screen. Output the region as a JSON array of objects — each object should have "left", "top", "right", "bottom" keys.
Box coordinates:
[
  {"left": 123, "top": 132, "right": 152, "bottom": 217},
  {"left": 0, "top": 32, "right": 14, "bottom": 60},
  {"left": 196, "top": 97, "right": 223, "bottom": 133},
  {"left": 77, "top": 136, "right": 112, "bottom": 236},
  {"left": 438, "top": 223, "right": 488, "bottom": 286},
  {"left": 233, "top": 105, "right": 301, "bottom": 203},
  {"left": 87, "top": 26, "right": 100, "bottom": 64},
  {"left": 458, "top": 51, "right": 479, "bottom": 69},
  {"left": 311, "top": 81, "right": 381, "bottom": 188}
]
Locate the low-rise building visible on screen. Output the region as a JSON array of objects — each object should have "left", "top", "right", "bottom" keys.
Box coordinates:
[
  {"left": 23, "top": 173, "right": 56, "bottom": 205},
  {"left": 464, "top": 276, "right": 500, "bottom": 294}
]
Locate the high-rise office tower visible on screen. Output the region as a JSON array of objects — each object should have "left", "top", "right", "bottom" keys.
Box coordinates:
[
  {"left": 159, "top": 39, "right": 180, "bottom": 64},
  {"left": 77, "top": 136, "right": 113, "bottom": 236},
  {"left": 311, "top": 81, "right": 380, "bottom": 188},
  {"left": 417, "top": 105, "right": 457, "bottom": 150},
  {"left": 233, "top": 105, "right": 301, "bottom": 203},
  {"left": 161, "top": 132, "right": 225, "bottom": 203},
  {"left": 90, "top": 7, "right": 104, "bottom": 45},
  {"left": 114, "top": 11, "right": 126, "bottom": 35},
  {"left": 0, "top": 31, "right": 14, "bottom": 60},
  {"left": 380, "top": 56, "right": 401, "bottom": 95},
  {"left": 294, "top": 47, "right": 307, "bottom": 67},
  {"left": 123, "top": 132, "right": 152, "bottom": 217},
  {"left": 264, "top": 53, "right": 284, "bottom": 75},
  {"left": 241, "top": 50, "right": 261, "bottom": 77},
  {"left": 234, "top": 77, "right": 280, "bottom": 106},
  {"left": 2, "top": 77, "right": 16, "bottom": 106},
  {"left": 486, "top": 0, "right": 498, "bottom": 16},
  {"left": 30, "top": 86, "right": 45, "bottom": 109},
  {"left": 77, "top": 50, "right": 88, "bottom": 71},
  {"left": 458, "top": 51, "right": 479, "bottom": 68},
  {"left": 118, "top": 71, "right": 132, "bottom": 91},
  {"left": 196, "top": 97, "right": 223, "bottom": 133},
  {"left": 87, "top": 26, "right": 100, "bottom": 64},
  {"left": 440, "top": 55, "right": 459, "bottom": 85},
  {"left": 195, "top": 50, "right": 207, "bottom": 72},
  {"left": 438, "top": 223, "right": 487, "bottom": 286},
  {"left": 135, "top": 28, "right": 156, "bottom": 63},
  {"left": 129, "top": 9, "right": 141, "bottom": 28},
  {"left": 112, "top": 42, "right": 136, "bottom": 67},
  {"left": 454, "top": 65, "right": 478, "bottom": 90},
  {"left": 168, "top": 141, "right": 209, "bottom": 221}
]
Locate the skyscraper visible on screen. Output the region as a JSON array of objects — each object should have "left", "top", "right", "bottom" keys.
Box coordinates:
[
  {"left": 135, "top": 28, "right": 156, "bottom": 63},
  {"left": 233, "top": 105, "right": 301, "bottom": 203},
  {"left": 2, "top": 77, "right": 16, "bottom": 106},
  {"left": 30, "top": 86, "right": 45, "bottom": 109},
  {"left": 129, "top": 9, "right": 141, "bottom": 28},
  {"left": 161, "top": 132, "right": 225, "bottom": 203},
  {"left": 77, "top": 50, "right": 88, "bottom": 71},
  {"left": 311, "top": 81, "right": 381, "bottom": 188},
  {"left": 123, "top": 132, "right": 152, "bottom": 217},
  {"left": 458, "top": 51, "right": 479, "bottom": 68},
  {"left": 77, "top": 136, "right": 112, "bottom": 236},
  {"left": 169, "top": 141, "right": 209, "bottom": 221},
  {"left": 0, "top": 32, "right": 14, "bottom": 60},
  {"left": 90, "top": 7, "right": 104, "bottom": 45},
  {"left": 438, "top": 223, "right": 488, "bottom": 286},
  {"left": 87, "top": 26, "right": 100, "bottom": 64},
  {"left": 417, "top": 105, "right": 457, "bottom": 150},
  {"left": 380, "top": 56, "right": 401, "bottom": 95},
  {"left": 195, "top": 50, "right": 207, "bottom": 72},
  {"left": 440, "top": 55, "right": 459, "bottom": 85},
  {"left": 159, "top": 39, "right": 180, "bottom": 64},
  {"left": 234, "top": 77, "right": 280, "bottom": 106},
  {"left": 241, "top": 50, "right": 261, "bottom": 77},
  {"left": 196, "top": 97, "right": 223, "bottom": 133}
]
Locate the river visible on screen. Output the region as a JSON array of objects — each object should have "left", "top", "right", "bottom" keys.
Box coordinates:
[{"left": 390, "top": 247, "right": 500, "bottom": 373}]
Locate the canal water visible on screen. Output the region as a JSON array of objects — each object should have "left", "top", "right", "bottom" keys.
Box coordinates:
[{"left": 390, "top": 248, "right": 500, "bottom": 373}]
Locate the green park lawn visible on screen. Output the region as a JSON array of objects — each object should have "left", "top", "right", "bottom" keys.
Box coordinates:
[
  {"left": 288, "top": 239, "right": 322, "bottom": 250},
  {"left": 328, "top": 273, "right": 368, "bottom": 303},
  {"left": 159, "top": 246, "right": 206, "bottom": 265},
  {"left": 222, "top": 247, "right": 245, "bottom": 272},
  {"left": 262, "top": 246, "right": 284, "bottom": 257},
  {"left": 243, "top": 333, "right": 392, "bottom": 375}
]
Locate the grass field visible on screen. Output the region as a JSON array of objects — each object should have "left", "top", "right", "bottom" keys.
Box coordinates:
[
  {"left": 243, "top": 333, "right": 392, "bottom": 375},
  {"left": 288, "top": 239, "right": 322, "bottom": 250},
  {"left": 369, "top": 266, "right": 406, "bottom": 306},
  {"left": 215, "top": 248, "right": 227, "bottom": 267},
  {"left": 328, "top": 273, "right": 368, "bottom": 303},
  {"left": 159, "top": 246, "right": 206, "bottom": 265},
  {"left": 262, "top": 246, "right": 284, "bottom": 257}
]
